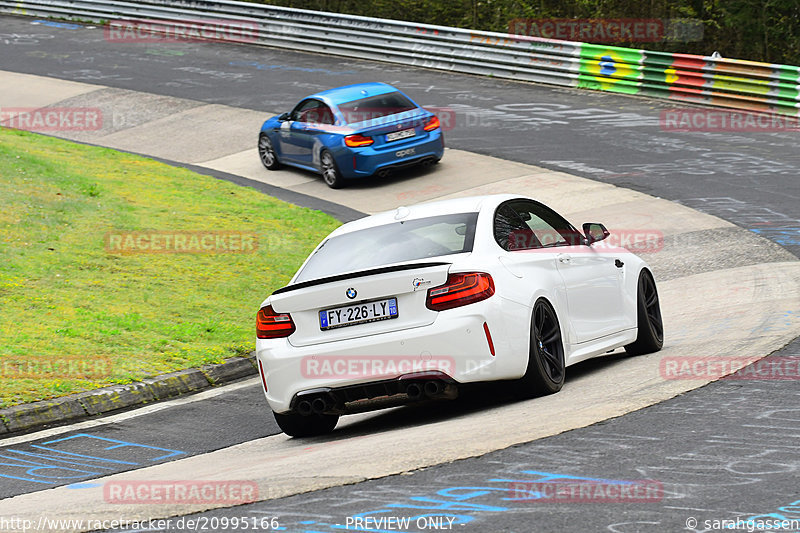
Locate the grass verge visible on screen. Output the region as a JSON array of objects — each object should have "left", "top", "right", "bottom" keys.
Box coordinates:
[{"left": 0, "top": 127, "right": 341, "bottom": 407}]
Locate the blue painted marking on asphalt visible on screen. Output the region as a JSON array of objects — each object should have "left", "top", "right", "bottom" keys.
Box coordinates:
[
  {"left": 38, "top": 433, "right": 186, "bottom": 461},
  {"left": 66, "top": 482, "right": 103, "bottom": 489},
  {"left": 387, "top": 496, "right": 506, "bottom": 512},
  {"left": 0, "top": 474, "right": 52, "bottom": 483},
  {"left": 435, "top": 486, "right": 514, "bottom": 501},
  {"left": 3, "top": 449, "right": 118, "bottom": 469},
  {"left": 276, "top": 471, "right": 647, "bottom": 532},
  {"left": 26, "top": 446, "right": 138, "bottom": 465},
  {"left": 749, "top": 227, "right": 800, "bottom": 246},
  {"left": 0, "top": 433, "right": 186, "bottom": 486},
  {"left": 33, "top": 19, "right": 82, "bottom": 29},
  {"left": 0, "top": 454, "right": 100, "bottom": 481},
  {"left": 494, "top": 469, "right": 635, "bottom": 485}
]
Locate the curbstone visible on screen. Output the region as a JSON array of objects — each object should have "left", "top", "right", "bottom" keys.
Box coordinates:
[
  {"left": 76, "top": 381, "right": 158, "bottom": 416},
  {"left": 200, "top": 356, "right": 258, "bottom": 385},
  {"left": 3, "top": 396, "right": 88, "bottom": 433},
  {"left": 0, "top": 415, "right": 11, "bottom": 434},
  {"left": 143, "top": 368, "right": 214, "bottom": 401},
  {"left": 0, "top": 353, "right": 258, "bottom": 436}
]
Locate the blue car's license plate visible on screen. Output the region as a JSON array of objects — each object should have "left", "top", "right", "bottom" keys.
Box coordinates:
[
  {"left": 319, "top": 298, "right": 399, "bottom": 330},
  {"left": 386, "top": 128, "right": 415, "bottom": 142}
]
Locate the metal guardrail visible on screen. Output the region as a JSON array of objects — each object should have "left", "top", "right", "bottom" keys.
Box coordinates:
[{"left": 3, "top": 0, "right": 799, "bottom": 116}]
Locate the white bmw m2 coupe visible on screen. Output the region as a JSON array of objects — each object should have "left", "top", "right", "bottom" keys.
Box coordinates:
[{"left": 256, "top": 194, "right": 663, "bottom": 437}]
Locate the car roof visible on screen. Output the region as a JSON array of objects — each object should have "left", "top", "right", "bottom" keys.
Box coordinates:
[
  {"left": 328, "top": 194, "right": 525, "bottom": 237},
  {"left": 309, "top": 82, "right": 400, "bottom": 106}
]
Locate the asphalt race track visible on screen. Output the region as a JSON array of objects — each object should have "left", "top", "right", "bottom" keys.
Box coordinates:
[
  {"left": 1, "top": 16, "right": 798, "bottom": 256},
  {"left": 0, "top": 14, "right": 799, "bottom": 533}
]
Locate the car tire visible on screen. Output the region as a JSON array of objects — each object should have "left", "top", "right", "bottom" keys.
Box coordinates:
[
  {"left": 273, "top": 411, "right": 338, "bottom": 438},
  {"left": 320, "top": 150, "right": 344, "bottom": 189},
  {"left": 518, "top": 298, "right": 565, "bottom": 397},
  {"left": 625, "top": 270, "right": 664, "bottom": 356},
  {"left": 258, "top": 133, "right": 281, "bottom": 170}
]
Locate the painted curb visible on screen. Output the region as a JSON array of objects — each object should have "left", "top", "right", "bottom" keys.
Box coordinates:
[{"left": 0, "top": 354, "right": 258, "bottom": 435}]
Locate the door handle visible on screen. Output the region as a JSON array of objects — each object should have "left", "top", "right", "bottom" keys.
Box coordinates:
[{"left": 615, "top": 259, "right": 624, "bottom": 268}]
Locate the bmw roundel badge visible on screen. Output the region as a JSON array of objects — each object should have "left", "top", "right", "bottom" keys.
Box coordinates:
[{"left": 346, "top": 287, "right": 357, "bottom": 299}]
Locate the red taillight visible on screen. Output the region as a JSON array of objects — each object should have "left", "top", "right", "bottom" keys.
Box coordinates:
[
  {"left": 256, "top": 305, "right": 295, "bottom": 339},
  {"left": 423, "top": 116, "right": 440, "bottom": 131},
  {"left": 344, "top": 134, "right": 374, "bottom": 147},
  {"left": 426, "top": 272, "right": 495, "bottom": 311}
]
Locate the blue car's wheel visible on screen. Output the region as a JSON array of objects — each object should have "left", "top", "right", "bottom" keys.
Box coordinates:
[
  {"left": 320, "top": 150, "right": 344, "bottom": 189},
  {"left": 258, "top": 134, "right": 280, "bottom": 170}
]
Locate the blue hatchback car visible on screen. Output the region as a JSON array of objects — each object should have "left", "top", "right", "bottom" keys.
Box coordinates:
[{"left": 257, "top": 82, "right": 444, "bottom": 188}]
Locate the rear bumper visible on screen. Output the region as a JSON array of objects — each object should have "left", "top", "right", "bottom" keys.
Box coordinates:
[
  {"left": 337, "top": 131, "right": 444, "bottom": 179},
  {"left": 256, "top": 297, "right": 530, "bottom": 413}
]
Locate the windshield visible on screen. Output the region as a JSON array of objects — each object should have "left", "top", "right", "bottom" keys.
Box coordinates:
[
  {"left": 295, "top": 213, "right": 478, "bottom": 283},
  {"left": 337, "top": 91, "right": 418, "bottom": 125}
]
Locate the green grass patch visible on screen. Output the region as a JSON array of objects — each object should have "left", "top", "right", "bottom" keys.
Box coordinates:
[{"left": 0, "top": 128, "right": 341, "bottom": 407}]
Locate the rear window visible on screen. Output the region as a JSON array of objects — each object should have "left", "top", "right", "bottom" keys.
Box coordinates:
[
  {"left": 337, "top": 91, "right": 417, "bottom": 125},
  {"left": 295, "top": 213, "right": 478, "bottom": 283}
]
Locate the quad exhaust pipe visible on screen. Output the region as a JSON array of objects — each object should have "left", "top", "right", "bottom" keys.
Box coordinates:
[
  {"left": 424, "top": 380, "right": 444, "bottom": 396},
  {"left": 405, "top": 382, "right": 424, "bottom": 401},
  {"left": 311, "top": 397, "right": 329, "bottom": 414},
  {"left": 405, "top": 380, "right": 457, "bottom": 401},
  {"left": 294, "top": 375, "right": 458, "bottom": 415},
  {"left": 296, "top": 399, "right": 313, "bottom": 416},
  {"left": 295, "top": 394, "right": 335, "bottom": 416}
]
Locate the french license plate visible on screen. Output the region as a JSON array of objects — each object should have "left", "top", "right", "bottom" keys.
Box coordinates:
[
  {"left": 319, "top": 298, "right": 398, "bottom": 330},
  {"left": 386, "top": 128, "right": 415, "bottom": 142}
]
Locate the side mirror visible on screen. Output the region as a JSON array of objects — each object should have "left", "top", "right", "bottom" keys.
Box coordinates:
[
  {"left": 278, "top": 112, "right": 290, "bottom": 122},
  {"left": 583, "top": 222, "right": 610, "bottom": 245}
]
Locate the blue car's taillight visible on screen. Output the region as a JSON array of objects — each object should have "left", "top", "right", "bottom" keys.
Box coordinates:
[
  {"left": 423, "top": 116, "right": 440, "bottom": 131},
  {"left": 345, "top": 134, "right": 374, "bottom": 147}
]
